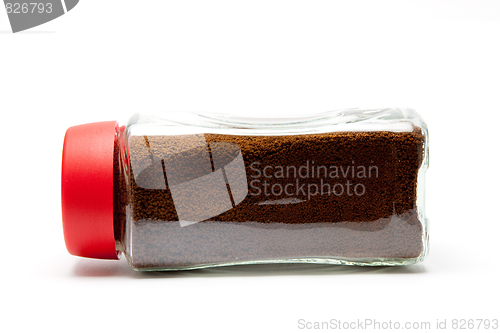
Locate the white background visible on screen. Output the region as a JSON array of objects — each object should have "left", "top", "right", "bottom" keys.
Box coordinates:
[{"left": 1, "top": 1, "right": 499, "bottom": 332}]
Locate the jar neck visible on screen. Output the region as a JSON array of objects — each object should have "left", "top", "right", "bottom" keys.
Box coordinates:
[{"left": 113, "top": 126, "right": 129, "bottom": 254}]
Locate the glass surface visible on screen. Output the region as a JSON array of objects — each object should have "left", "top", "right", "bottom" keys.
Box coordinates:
[{"left": 117, "top": 108, "right": 429, "bottom": 270}]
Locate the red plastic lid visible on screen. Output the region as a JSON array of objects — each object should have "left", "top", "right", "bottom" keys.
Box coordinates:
[{"left": 61, "top": 121, "right": 119, "bottom": 260}]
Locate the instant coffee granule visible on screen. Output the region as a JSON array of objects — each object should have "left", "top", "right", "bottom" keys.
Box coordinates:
[{"left": 122, "top": 130, "right": 425, "bottom": 269}]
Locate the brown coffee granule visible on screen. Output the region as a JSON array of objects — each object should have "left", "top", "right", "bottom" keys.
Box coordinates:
[{"left": 115, "top": 130, "right": 425, "bottom": 269}]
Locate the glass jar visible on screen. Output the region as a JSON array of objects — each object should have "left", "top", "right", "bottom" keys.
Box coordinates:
[{"left": 61, "top": 108, "right": 429, "bottom": 270}]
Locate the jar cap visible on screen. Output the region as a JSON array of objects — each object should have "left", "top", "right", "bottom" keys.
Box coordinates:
[{"left": 61, "top": 121, "right": 119, "bottom": 260}]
